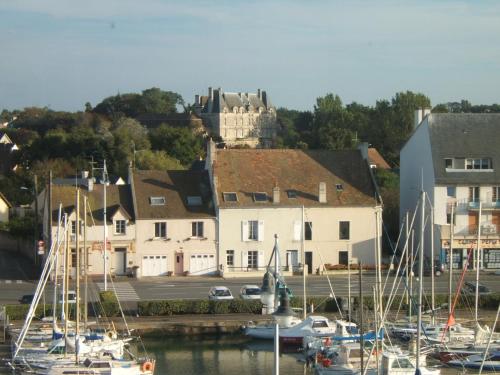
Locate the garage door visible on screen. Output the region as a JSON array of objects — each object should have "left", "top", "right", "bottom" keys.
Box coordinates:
[
  {"left": 141, "top": 255, "right": 168, "bottom": 276},
  {"left": 189, "top": 254, "right": 216, "bottom": 275}
]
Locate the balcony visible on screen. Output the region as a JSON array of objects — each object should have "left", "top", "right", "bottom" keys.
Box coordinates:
[{"left": 455, "top": 198, "right": 500, "bottom": 211}]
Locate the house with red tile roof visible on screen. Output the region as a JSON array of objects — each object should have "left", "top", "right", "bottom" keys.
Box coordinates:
[{"left": 206, "top": 140, "right": 383, "bottom": 276}]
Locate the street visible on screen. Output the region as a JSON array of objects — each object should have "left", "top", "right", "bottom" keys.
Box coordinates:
[{"left": 1, "top": 271, "right": 499, "bottom": 305}]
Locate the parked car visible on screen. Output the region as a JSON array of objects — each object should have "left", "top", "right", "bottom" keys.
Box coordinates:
[
  {"left": 240, "top": 285, "right": 261, "bottom": 300},
  {"left": 208, "top": 286, "right": 234, "bottom": 301},
  {"left": 19, "top": 294, "right": 34, "bottom": 304},
  {"left": 58, "top": 290, "right": 77, "bottom": 304},
  {"left": 462, "top": 281, "right": 491, "bottom": 295}
]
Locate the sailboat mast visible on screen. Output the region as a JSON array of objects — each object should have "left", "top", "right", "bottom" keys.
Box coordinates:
[
  {"left": 64, "top": 213, "right": 70, "bottom": 355},
  {"left": 430, "top": 203, "right": 435, "bottom": 325},
  {"left": 84, "top": 195, "right": 88, "bottom": 329},
  {"left": 103, "top": 160, "right": 108, "bottom": 291},
  {"left": 448, "top": 203, "right": 455, "bottom": 317},
  {"left": 416, "top": 190, "right": 425, "bottom": 370},
  {"left": 75, "top": 189, "right": 80, "bottom": 364},
  {"left": 475, "top": 201, "right": 482, "bottom": 323},
  {"left": 358, "top": 262, "right": 364, "bottom": 375},
  {"left": 301, "top": 206, "right": 306, "bottom": 320}
]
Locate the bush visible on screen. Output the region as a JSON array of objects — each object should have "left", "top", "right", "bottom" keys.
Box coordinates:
[{"left": 137, "top": 299, "right": 263, "bottom": 316}]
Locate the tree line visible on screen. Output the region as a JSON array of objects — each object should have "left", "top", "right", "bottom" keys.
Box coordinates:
[{"left": 1, "top": 87, "right": 499, "bottom": 208}]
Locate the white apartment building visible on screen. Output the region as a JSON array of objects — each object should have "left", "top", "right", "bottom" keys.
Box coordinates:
[
  {"left": 400, "top": 111, "right": 500, "bottom": 269},
  {"left": 206, "top": 140, "right": 382, "bottom": 276}
]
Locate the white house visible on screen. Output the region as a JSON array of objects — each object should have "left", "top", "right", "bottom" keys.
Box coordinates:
[
  {"left": 130, "top": 169, "right": 217, "bottom": 276},
  {"left": 0, "top": 191, "right": 12, "bottom": 223},
  {"left": 400, "top": 111, "right": 500, "bottom": 269},
  {"left": 206, "top": 140, "right": 382, "bottom": 276},
  {"left": 194, "top": 87, "right": 278, "bottom": 148},
  {"left": 45, "top": 182, "right": 136, "bottom": 277}
]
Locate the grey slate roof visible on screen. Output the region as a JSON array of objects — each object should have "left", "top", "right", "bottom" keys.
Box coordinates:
[{"left": 429, "top": 114, "right": 500, "bottom": 185}]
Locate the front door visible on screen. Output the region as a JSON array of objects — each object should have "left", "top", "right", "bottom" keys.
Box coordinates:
[
  {"left": 305, "top": 251, "right": 313, "bottom": 274},
  {"left": 113, "top": 248, "right": 127, "bottom": 275},
  {"left": 175, "top": 253, "right": 184, "bottom": 275},
  {"left": 339, "top": 251, "right": 348, "bottom": 266}
]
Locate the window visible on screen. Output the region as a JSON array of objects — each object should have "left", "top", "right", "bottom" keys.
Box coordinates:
[
  {"left": 71, "top": 220, "right": 82, "bottom": 234},
  {"left": 305, "top": 222, "right": 312, "bottom": 241},
  {"left": 339, "top": 221, "right": 350, "bottom": 240},
  {"left": 114, "top": 220, "right": 126, "bottom": 235},
  {"left": 226, "top": 250, "right": 234, "bottom": 267},
  {"left": 469, "top": 186, "right": 480, "bottom": 202},
  {"left": 154, "top": 222, "right": 166, "bottom": 238},
  {"left": 187, "top": 196, "right": 202, "bottom": 206},
  {"left": 248, "top": 251, "right": 258, "bottom": 269},
  {"left": 223, "top": 192, "right": 238, "bottom": 202},
  {"left": 253, "top": 192, "right": 268, "bottom": 202},
  {"left": 446, "top": 213, "right": 456, "bottom": 225},
  {"left": 192, "top": 221, "right": 204, "bottom": 237},
  {"left": 336, "top": 184, "right": 344, "bottom": 192},
  {"left": 248, "top": 220, "right": 259, "bottom": 240},
  {"left": 493, "top": 186, "right": 500, "bottom": 202},
  {"left": 447, "top": 186, "right": 456, "bottom": 197},
  {"left": 287, "top": 190, "right": 297, "bottom": 199},
  {"left": 466, "top": 158, "right": 492, "bottom": 170},
  {"left": 150, "top": 196, "right": 166, "bottom": 206},
  {"left": 445, "top": 158, "right": 453, "bottom": 169}
]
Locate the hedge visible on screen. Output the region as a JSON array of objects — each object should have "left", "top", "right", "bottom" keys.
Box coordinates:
[{"left": 5, "top": 293, "right": 500, "bottom": 320}]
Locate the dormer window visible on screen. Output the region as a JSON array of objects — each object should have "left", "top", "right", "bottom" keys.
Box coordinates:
[
  {"left": 150, "top": 196, "right": 166, "bottom": 206},
  {"left": 336, "top": 184, "right": 344, "bottom": 192},
  {"left": 187, "top": 196, "right": 202, "bottom": 206},
  {"left": 223, "top": 192, "right": 238, "bottom": 202},
  {"left": 114, "top": 220, "right": 126, "bottom": 235},
  {"left": 466, "top": 158, "right": 492, "bottom": 170},
  {"left": 253, "top": 192, "right": 268, "bottom": 202},
  {"left": 287, "top": 190, "right": 297, "bottom": 199},
  {"left": 445, "top": 158, "right": 453, "bottom": 169}
]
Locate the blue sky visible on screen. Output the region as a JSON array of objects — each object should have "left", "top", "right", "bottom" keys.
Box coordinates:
[{"left": 1, "top": 0, "right": 499, "bottom": 111}]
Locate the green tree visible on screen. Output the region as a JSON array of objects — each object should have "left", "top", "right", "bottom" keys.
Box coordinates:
[
  {"left": 140, "top": 88, "right": 184, "bottom": 114},
  {"left": 135, "top": 150, "right": 184, "bottom": 170},
  {"left": 149, "top": 124, "right": 203, "bottom": 166}
]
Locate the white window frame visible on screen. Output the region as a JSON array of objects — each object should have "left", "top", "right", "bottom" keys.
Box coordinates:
[
  {"left": 150, "top": 196, "right": 166, "bottom": 206},
  {"left": 191, "top": 221, "right": 204, "bottom": 238},
  {"left": 247, "top": 250, "right": 259, "bottom": 269},
  {"left": 154, "top": 222, "right": 167, "bottom": 238},
  {"left": 226, "top": 250, "right": 234, "bottom": 267},
  {"left": 114, "top": 219, "right": 126, "bottom": 235}
]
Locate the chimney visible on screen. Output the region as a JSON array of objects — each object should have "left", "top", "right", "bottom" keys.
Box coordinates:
[
  {"left": 272, "top": 186, "right": 280, "bottom": 204},
  {"left": 261, "top": 90, "right": 268, "bottom": 107},
  {"left": 195, "top": 94, "right": 200, "bottom": 106},
  {"left": 319, "top": 182, "right": 327, "bottom": 203},
  {"left": 87, "top": 178, "right": 94, "bottom": 192},
  {"left": 208, "top": 87, "right": 213, "bottom": 100},
  {"left": 414, "top": 108, "right": 423, "bottom": 129},
  {"left": 358, "top": 142, "right": 369, "bottom": 161},
  {"left": 206, "top": 138, "right": 217, "bottom": 171},
  {"left": 257, "top": 89, "right": 261, "bottom": 99},
  {"left": 81, "top": 170, "right": 89, "bottom": 179}
]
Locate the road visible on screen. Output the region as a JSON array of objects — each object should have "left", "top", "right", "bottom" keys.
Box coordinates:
[{"left": 1, "top": 272, "right": 499, "bottom": 305}]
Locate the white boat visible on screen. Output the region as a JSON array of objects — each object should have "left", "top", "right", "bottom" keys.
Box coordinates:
[
  {"left": 280, "top": 316, "right": 356, "bottom": 346},
  {"left": 314, "top": 346, "right": 440, "bottom": 375},
  {"left": 448, "top": 350, "right": 500, "bottom": 372}
]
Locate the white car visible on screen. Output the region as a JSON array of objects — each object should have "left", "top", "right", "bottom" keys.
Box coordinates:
[
  {"left": 240, "top": 285, "right": 261, "bottom": 300},
  {"left": 208, "top": 286, "right": 234, "bottom": 301}
]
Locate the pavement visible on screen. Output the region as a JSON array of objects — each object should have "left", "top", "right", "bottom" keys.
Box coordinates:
[{"left": 0, "top": 250, "right": 37, "bottom": 281}]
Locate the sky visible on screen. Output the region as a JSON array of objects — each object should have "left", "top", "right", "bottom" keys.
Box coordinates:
[{"left": 1, "top": 0, "right": 500, "bottom": 112}]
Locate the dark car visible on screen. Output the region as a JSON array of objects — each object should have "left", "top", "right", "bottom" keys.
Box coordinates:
[
  {"left": 19, "top": 294, "right": 34, "bottom": 304},
  {"left": 462, "top": 281, "right": 491, "bottom": 295}
]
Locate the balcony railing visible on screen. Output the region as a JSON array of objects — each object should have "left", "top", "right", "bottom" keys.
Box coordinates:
[
  {"left": 455, "top": 198, "right": 500, "bottom": 211},
  {"left": 453, "top": 224, "right": 499, "bottom": 237}
]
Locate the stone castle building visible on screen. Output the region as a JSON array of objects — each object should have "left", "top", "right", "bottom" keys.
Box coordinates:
[{"left": 194, "top": 87, "right": 278, "bottom": 147}]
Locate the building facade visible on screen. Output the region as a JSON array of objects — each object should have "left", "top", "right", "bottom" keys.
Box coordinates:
[
  {"left": 400, "top": 111, "right": 500, "bottom": 269},
  {"left": 194, "top": 87, "right": 278, "bottom": 147},
  {"left": 206, "top": 140, "right": 382, "bottom": 276}
]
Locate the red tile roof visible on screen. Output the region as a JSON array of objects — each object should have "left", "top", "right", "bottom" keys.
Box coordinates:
[{"left": 214, "top": 149, "right": 377, "bottom": 208}]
